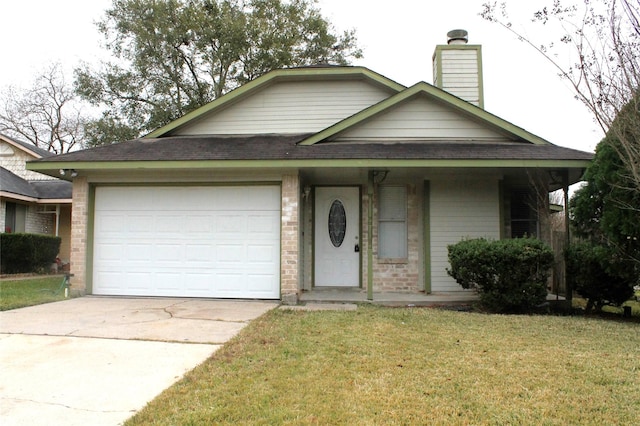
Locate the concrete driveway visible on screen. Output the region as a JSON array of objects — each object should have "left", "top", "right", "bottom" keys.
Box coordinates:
[{"left": 0, "top": 297, "right": 277, "bottom": 426}]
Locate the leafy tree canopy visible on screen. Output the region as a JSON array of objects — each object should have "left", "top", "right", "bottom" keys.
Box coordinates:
[
  {"left": 75, "top": 0, "right": 362, "bottom": 146},
  {"left": 571, "top": 98, "right": 640, "bottom": 265}
]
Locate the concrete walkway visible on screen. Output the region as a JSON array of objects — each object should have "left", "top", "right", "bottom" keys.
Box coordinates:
[
  {"left": 0, "top": 297, "right": 277, "bottom": 426},
  {"left": 300, "top": 289, "right": 479, "bottom": 306}
]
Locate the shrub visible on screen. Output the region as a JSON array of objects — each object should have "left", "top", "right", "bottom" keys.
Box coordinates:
[
  {"left": 0, "top": 233, "right": 61, "bottom": 274},
  {"left": 447, "top": 238, "right": 554, "bottom": 313},
  {"left": 565, "top": 241, "right": 636, "bottom": 313}
]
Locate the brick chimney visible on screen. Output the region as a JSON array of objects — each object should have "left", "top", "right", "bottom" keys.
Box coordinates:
[{"left": 432, "top": 29, "right": 484, "bottom": 108}]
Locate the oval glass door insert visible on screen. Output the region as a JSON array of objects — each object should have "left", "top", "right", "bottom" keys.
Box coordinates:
[{"left": 328, "top": 200, "right": 347, "bottom": 247}]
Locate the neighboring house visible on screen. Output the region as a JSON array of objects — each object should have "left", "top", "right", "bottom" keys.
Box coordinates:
[
  {"left": 0, "top": 134, "right": 73, "bottom": 263},
  {"left": 29, "top": 32, "right": 592, "bottom": 302}
]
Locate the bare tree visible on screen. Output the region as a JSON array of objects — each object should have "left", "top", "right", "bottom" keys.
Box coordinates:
[
  {"left": 481, "top": 0, "right": 640, "bottom": 192},
  {"left": 0, "top": 63, "right": 87, "bottom": 154}
]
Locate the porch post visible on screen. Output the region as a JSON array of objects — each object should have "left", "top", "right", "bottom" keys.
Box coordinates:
[
  {"left": 281, "top": 174, "right": 300, "bottom": 305},
  {"left": 367, "top": 171, "right": 374, "bottom": 300},
  {"left": 563, "top": 171, "right": 572, "bottom": 309},
  {"left": 69, "top": 177, "right": 89, "bottom": 296}
]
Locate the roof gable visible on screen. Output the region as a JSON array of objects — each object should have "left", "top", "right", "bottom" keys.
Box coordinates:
[
  {"left": 146, "top": 67, "right": 405, "bottom": 138},
  {"left": 299, "top": 82, "right": 551, "bottom": 146},
  {"left": 0, "top": 133, "right": 53, "bottom": 159}
]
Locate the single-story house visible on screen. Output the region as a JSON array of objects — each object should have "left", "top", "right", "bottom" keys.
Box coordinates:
[
  {"left": 28, "top": 31, "right": 592, "bottom": 303},
  {"left": 1, "top": 133, "right": 72, "bottom": 263}
]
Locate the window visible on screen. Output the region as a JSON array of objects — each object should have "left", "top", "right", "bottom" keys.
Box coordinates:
[
  {"left": 510, "top": 188, "right": 538, "bottom": 238},
  {"left": 5, "top": 202, "right": 26, "bottom": 233},
  {"left": 378, "top": 185, "right": 407, "bottom": 258},
  {"left": 328, "top": 199, "right": 347, "bottom": 247}
]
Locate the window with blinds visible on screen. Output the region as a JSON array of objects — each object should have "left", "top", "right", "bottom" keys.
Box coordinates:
[{"left": 378, "top": 185, "right": 408, "bottom": 258}]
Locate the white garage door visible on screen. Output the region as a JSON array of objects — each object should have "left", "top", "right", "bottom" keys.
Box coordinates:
[{"left": 92, "top": 186, "right": 281, "bottom": 299}]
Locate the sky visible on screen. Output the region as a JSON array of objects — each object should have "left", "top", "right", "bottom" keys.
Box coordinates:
[{"left": 0, "top": 0, "right": 603, "bottom": 153}]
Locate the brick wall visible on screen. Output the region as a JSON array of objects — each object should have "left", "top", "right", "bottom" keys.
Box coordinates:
[
  {"left": 281, "top": 174, "right": 300, "bottom": 303},
  {"left": 69, "top": 177, "right": 89, "bottom": 295},
  {"left": 370, "top": 184, "right": 421, "bottom": 292},
  {"left": 25, "top": 205, "right": 55, "bottom": 235}
]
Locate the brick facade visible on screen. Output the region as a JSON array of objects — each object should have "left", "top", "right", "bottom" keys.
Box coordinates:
[
  {"left": 25, "top": 205, "right": 55, "bottom": 235},
  {"left": 280, "top": 174, "right": 300, "bottom": 303},
  {"left": 369, "top": 184, "right": 421, "bottom": 292},
  {"left": 69, "top": 177, "right": 89, "bottom": 295}
]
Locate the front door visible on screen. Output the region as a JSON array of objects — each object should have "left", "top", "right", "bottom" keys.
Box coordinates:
[{"left": 314, "top": 187, "right": 360, "bottom": 287}]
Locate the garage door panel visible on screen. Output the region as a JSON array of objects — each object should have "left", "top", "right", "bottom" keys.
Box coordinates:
[
  {"left": 94, "top": 271, "right": 124, "bottom": 291},
  {"left": 155, "top": 273, "right": 183, "bottom": 292},
  {"left": 184, "top": 274, "right": 213, "bottom": 293},
  {"left": 248, "top": 212, "right": 280, "bottom": 239},
  {"left": 186, "top": 244, "right": 215, "bottom": 262},
  {"left": 96, "top": 187, "right": 153, "bottom": 211},
  {"left": 216, "top": 244, "right": 245, "bottom": 264},
  {"left": 127, "top": 244, "right": 153, "bottom": 261},
  {"left": 126, "top": 272, "right": 154, "bottom": 292},
  {"left": 93, "top": 186, "right": 280, "bottom": 299},
  {"left": 95, "top": 243, "right": 123, "bottom": 261},
  {"left": 153, "top": 244, "right": 182, "bottom": 262},
  {"left": 216, "top": 215, "right": 245, "bottom": 234},
  {"left": 216, "top": 273, "right": 245, "bottom": 294},
  {"left": 248, "top": 244, "right": 278, "bottom": 264},
  {"left": 186, "top": 215, "right": 214, "bottom": 233},
  {"left": 127, "top": 215, "right": 154, "bottom": 233},
  {"left": 96, "top": 214, "right": 125, "bottom": 234},
  {"left": 248, "top": 274, "right": 278, "bottom": 292}
]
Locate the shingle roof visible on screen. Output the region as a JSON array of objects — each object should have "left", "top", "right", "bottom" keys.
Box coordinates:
[
  {"left": 1, "top": 167, "right": 39, "bottom": 198},
  {"left": 30, "top": 180, "right": 73, "bottom": 199},
  {"left": 0, "top": 167, "right": 71, "bottom": 200},
  {"left": 33, "top": 134, "right": 593, "bottom": 163}
]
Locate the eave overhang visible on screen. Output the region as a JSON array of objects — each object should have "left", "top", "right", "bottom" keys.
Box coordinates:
[
  {"left": 28, "top": 158, "right": 591, "bottom": 172},
  {"left": 0, "top": 190, "right": 71, "bottom": 204}
]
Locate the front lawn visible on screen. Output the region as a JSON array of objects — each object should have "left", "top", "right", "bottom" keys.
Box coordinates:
[
  {"left": 126, "top": 305, "right": 640, "bottom": 425},
  {"left": 0, "top": 276, "right": 68, "bottom": 311}
]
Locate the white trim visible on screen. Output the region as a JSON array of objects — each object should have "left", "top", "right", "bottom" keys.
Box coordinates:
[
  {"left": 0, "top": 134, "right": 45, "bottom": 159},
  {"left": 0, "top": 191, "right": 71, "bottom": 204}
]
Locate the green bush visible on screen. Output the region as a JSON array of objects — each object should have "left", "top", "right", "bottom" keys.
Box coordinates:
[
  {"left": 565, "top": 241, "right": 636, "bottom": 313},
  {"left": 0, "top": 233, "right": 61, "bottom": 274},
  {"left": 447, "top": 238, "right": 555, "bottom": 313}
]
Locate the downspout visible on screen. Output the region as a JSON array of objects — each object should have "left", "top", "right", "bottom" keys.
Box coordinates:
[{"left": 367, "top": 171, "right": 374, "bottom": 301}]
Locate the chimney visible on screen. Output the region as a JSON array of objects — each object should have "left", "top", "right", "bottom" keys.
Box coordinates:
[{"left": 432, "top": 29, "right": 484, "bottom": 108}]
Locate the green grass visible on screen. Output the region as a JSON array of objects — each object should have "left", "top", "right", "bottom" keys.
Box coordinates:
[
  {"left": 126, "top": 306, "right": 640, "bottom": 425},
  {"left": 572, "top": 293, "right": 640, "bottom": 317},
  {"left": 0, "top": 276, "right": 69, "bottom": 310}
]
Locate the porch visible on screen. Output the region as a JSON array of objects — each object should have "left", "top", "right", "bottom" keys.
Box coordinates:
[{"left": 299, "top": 288, "right": 479, "bottom": 307}]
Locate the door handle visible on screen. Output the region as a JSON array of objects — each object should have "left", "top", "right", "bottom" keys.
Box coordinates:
[{"left": 354, "top": 244, "right": 360, "bottom": 252}]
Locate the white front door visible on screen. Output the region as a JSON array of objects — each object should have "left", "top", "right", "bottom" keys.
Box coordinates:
[{"left": 314, "top": 187, "right": 360, "bottom": 287}]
